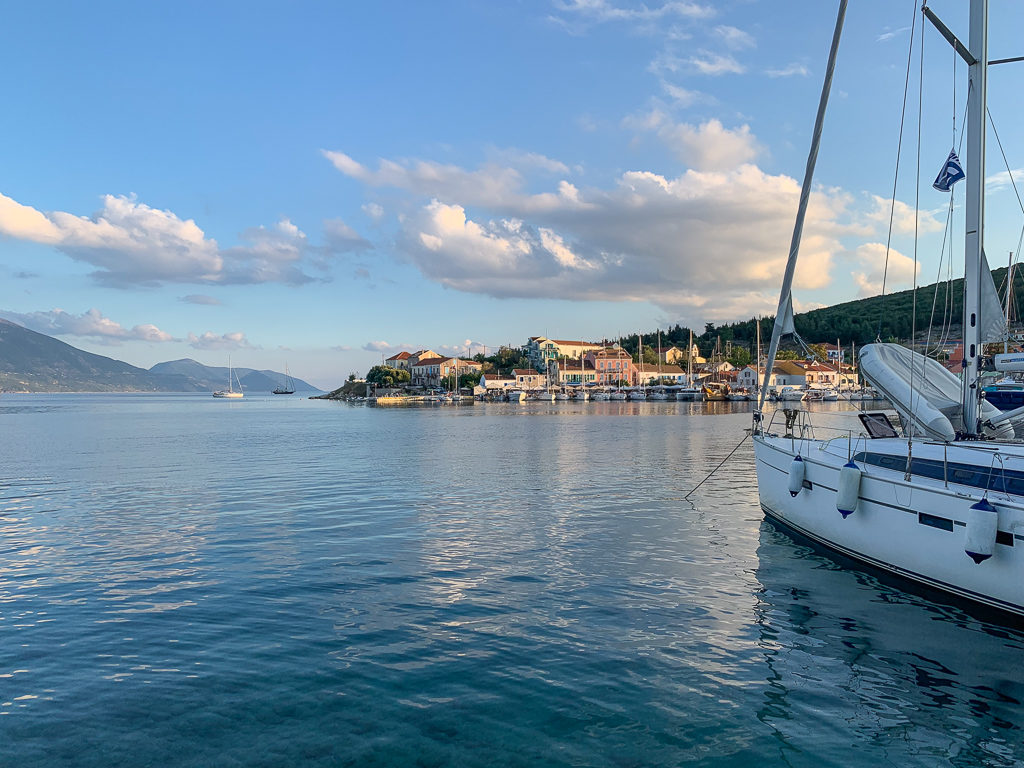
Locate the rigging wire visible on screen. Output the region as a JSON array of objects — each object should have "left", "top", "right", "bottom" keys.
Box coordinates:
[{"left": 876, "top": 0, "right": 921, "bottom": 342}]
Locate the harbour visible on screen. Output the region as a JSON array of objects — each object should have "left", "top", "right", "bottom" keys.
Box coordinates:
[{"left": 1, "top": 393, "right": 1022, "bottom": 766}]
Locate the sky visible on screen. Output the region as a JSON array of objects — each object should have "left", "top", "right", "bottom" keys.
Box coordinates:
[{"left": 2, "top": 0, "right": 1023, "bottom": 390}]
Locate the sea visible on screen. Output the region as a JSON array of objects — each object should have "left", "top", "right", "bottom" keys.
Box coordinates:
[{"left": 1, "top": 393, "right": 1022, "bottom": 767}]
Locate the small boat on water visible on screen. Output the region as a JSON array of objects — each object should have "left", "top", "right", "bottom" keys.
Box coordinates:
[
  {"left": 703, "top": 381, "right": 729, "bottom": 401},
  {"left": 676, "top": 386, "right": 702, "bottom": 401},
  {"left": 609, "top": 390, "right": 627, "bottom": 400},
  {"left": 213, "top": 357, "right": 244, "bottom": 399},
  {"left": 272, "top": 363, "right": 295, "bottom": 395}
]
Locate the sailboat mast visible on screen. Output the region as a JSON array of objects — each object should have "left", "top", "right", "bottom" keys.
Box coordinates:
[
  {"left": 757, "top": 0, "right": 847, "bottom": 412},
  {"left": 962, "top": 0, "right": 988, "bottom": 435}
]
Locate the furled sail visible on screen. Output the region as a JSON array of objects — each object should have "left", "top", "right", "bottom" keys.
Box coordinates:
[{"left": 980, "top": 249, "right": 1007, "bottom": 343}]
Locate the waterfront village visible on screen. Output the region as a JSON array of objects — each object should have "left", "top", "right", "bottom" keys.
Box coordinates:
[{"left": 341, "top": 334, "right": 934, "bottom": 403}]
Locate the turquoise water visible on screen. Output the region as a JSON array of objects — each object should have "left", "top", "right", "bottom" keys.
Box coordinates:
[{"left": 0, "top": 394, "right": 1021, "bottom": 767}]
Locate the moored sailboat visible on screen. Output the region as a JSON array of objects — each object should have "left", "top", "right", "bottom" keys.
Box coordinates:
[
  {"left": 213, "top": 356, "right": 244, "bottom": 399},
  {"left": 752, "top": 0, "right": 1024, "bottom": 619}
]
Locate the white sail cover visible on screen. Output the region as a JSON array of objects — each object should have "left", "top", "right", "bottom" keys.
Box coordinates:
[{"left": 859, "top": 343, "right": 1012, "bottom": 441}]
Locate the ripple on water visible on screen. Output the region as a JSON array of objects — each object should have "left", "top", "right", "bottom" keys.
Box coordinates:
[{"left": 0, "top": 397, "right": 1021, "bottom": 767}]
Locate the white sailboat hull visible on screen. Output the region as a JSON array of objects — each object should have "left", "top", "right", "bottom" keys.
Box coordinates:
[{"left": 753, "top": 433, "right": 1024, "bottom": 617}]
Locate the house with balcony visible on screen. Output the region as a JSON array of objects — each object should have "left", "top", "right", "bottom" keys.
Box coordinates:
[
  {"left": 408, "top": 349, "right": 442, "bottom": 367},
  {"left": 555, "top": 360, "right": 598, "bottom": 385},
  {"left": 410, "top": 356, "right": 481, "bottom": 387},
  {"left": 525, "top": 336, "right": 607, "bottom": 371},
  {"left": 585, "top": 347, "right": 636, "bottom": 385},
  {"left": 512, "top": 368, "right": 546, "bottom": 391},
  {"left": 803, "top": 361, "right": 840, "bottom": 388},
  {"left": 635, "top": 363, "right": 687, "bottom": 386},
  {"left": 384, "top": 351, "right": 412, "bottom": 372}
]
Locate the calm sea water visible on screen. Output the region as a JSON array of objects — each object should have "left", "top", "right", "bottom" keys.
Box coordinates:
[{"left": 1, "top": 393, "right": 1022, "bottom": 767}]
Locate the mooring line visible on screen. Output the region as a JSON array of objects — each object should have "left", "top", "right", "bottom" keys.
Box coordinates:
[{"left": 683, "top": 432, "right": 750, "bottom": 501}]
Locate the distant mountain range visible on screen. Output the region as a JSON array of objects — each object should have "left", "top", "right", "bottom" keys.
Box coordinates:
[{"left": 0, "top": 319, "right": 321, "bottom": 393}]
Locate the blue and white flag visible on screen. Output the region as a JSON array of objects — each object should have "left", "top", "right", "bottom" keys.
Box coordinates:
[{"left": 933, "top": 149, "right": 965, "bottom": 191}]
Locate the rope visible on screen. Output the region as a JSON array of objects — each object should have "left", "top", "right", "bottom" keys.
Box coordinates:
[
  {"left": 876, "top": 0, "right": 921, "bottom": 342},
  {"left": 683, "top": 433, "right": 750, "bottom": 501}
]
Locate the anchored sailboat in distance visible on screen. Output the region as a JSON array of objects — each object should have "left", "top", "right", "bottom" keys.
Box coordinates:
[
  {"left": 753, "top": 0, "right": 1024, "bottom": 619},
  {"left": 273, "top": 363, "right": 295, "bottom": 395},
  {"left": 213, "top": 356, "right": 244, "bottom": 398}
]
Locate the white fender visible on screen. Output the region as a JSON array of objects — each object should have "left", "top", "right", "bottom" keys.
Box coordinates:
[
  {"left": 965, "top": 499, "right": 998, "bottom": 564},
  {"left": 836, "top": 460, "right": 861, "bottom": 518},
  {"left": 788, "top": 455, "right": 805, "bottom": 497}
]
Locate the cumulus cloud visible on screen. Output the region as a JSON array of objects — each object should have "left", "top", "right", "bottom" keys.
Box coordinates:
[
  {"left": 865, "top": 195, "right": 943, "bottom": 235},
  {"left": 180, "top": 294, "right": 222, "bottom": 305},
  {"left": 0, "top": 193, "right": 368, "bottom": 287},
  {"left": 851, "top": 242, "right": 919, "bottom": 296},
  {"left": 627, "top": 113, "right": 760, "bottom": 170},
  {"left": 329, "top": 133, "right": 933, "bottom": 322},
  {"left": 0, "top": 307, "right": 178, "bottom": 343},
  {"left": 389, "top": 164, "right": 849, "bottom": 321},
  {"left": 324, "top": 149, "right": 592, "bottom": 215},
  {"left": 187, "top": 331, "right": 256, "bottom": 351}
]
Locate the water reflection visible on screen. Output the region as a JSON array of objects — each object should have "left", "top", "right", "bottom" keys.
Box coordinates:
[{"left": 753, "top": 521, "right": 1024, "bottom": 766}]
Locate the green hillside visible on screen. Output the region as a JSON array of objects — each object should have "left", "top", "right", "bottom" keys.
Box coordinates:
[{"left": 626, "top": 266, "right": 1022, "bottom": 359}]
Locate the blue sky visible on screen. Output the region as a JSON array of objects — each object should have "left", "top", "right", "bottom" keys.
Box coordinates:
[{"left": 2, "top": 0, "right": 1023, "bottom": 389}]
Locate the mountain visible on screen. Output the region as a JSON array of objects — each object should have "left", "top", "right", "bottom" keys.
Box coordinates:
[
  {"left": 0, "top": 318, "right": 189, "bottom": 392},
  {"left": 0, "top": 319, "right": 321, "bottom": 393},
  {"left": 148, "top": 359, "right": 320, "bottom": 393}
]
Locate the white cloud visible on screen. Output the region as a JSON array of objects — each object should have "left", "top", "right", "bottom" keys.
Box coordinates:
[
  {"left": 688, "top": 50, "right": 744, "bottom": 75},
  {"left": 877, "top": 26, "right": 911, "bottom": 43},
  {"left": 660, "top": 81, "right": 703, "bottom": 106},
  {"left": 627, "top": 113, "right": 760, "bottom": 170},
  {"left": 987, "top": 169, "right": 1024, "bottom": 192},
  {"left": 0, "top": 193, "right": 368, "bottom": 287},
  {"left": 324, "top": 150, "right": 591, "bottom": 215},
  {"left": 180, "top": 294, "right": 222, "bottom": 306},
  {"left": 389, "top": 164, "right": 850, "bottom": 320},
  {"left": 0, "top": 308, "right": 177, "bottom": 343},
  {"left": 714, "top": 25, "right": 754, "bottom": 50},
  {"left": 865, "top": 195, "right": 943, "bottom": 235},
  {"left": 851, "top": 242, "right": 919, "bottom": 296},
  {"left": 362, "top": 202, "right": 385, "bottom": 220},
  {"left": 552, "top": 0, "right": 713, "bottom": 24},
  {"left": 187, "top": 331, "right": 256, "bottom": 351},
  {"left": 323, "top": 218, "right": 373, "bottom": 253},
  {"left": 765, "top": 63, "right": 809, "bottom": 78}
]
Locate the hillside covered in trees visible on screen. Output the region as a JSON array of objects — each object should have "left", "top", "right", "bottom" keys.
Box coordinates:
[{"left": 623, "top": 265, "right": 1023, "bottom": 363}]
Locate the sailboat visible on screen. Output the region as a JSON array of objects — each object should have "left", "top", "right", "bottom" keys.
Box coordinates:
[
  {"left": 213, "top": 356, "right": 244, "bottom": 398},
  {"left": 677, "top": 329, "right": 702, "bottom": 400},
  {"left": 272, "top": 363, "right": 295, "bottom": 395},
  {"left": 753, "top": 0, "right": 1024, "bottom": 618}
]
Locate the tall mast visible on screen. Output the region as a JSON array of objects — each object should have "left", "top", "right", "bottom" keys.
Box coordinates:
[
  {"left": 962, "top": 0, "right": 988, "bottom": 434},
  {"left": 758, "top": 0, "right": 847, "bottom": 412}
]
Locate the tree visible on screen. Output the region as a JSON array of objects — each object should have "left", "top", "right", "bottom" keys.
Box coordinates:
[
  {"left": 365, "top": 365, "right": 409, "bottom": 388},
  {"left": 727, "top": 347, "right": 752, "bottom": 368}
]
